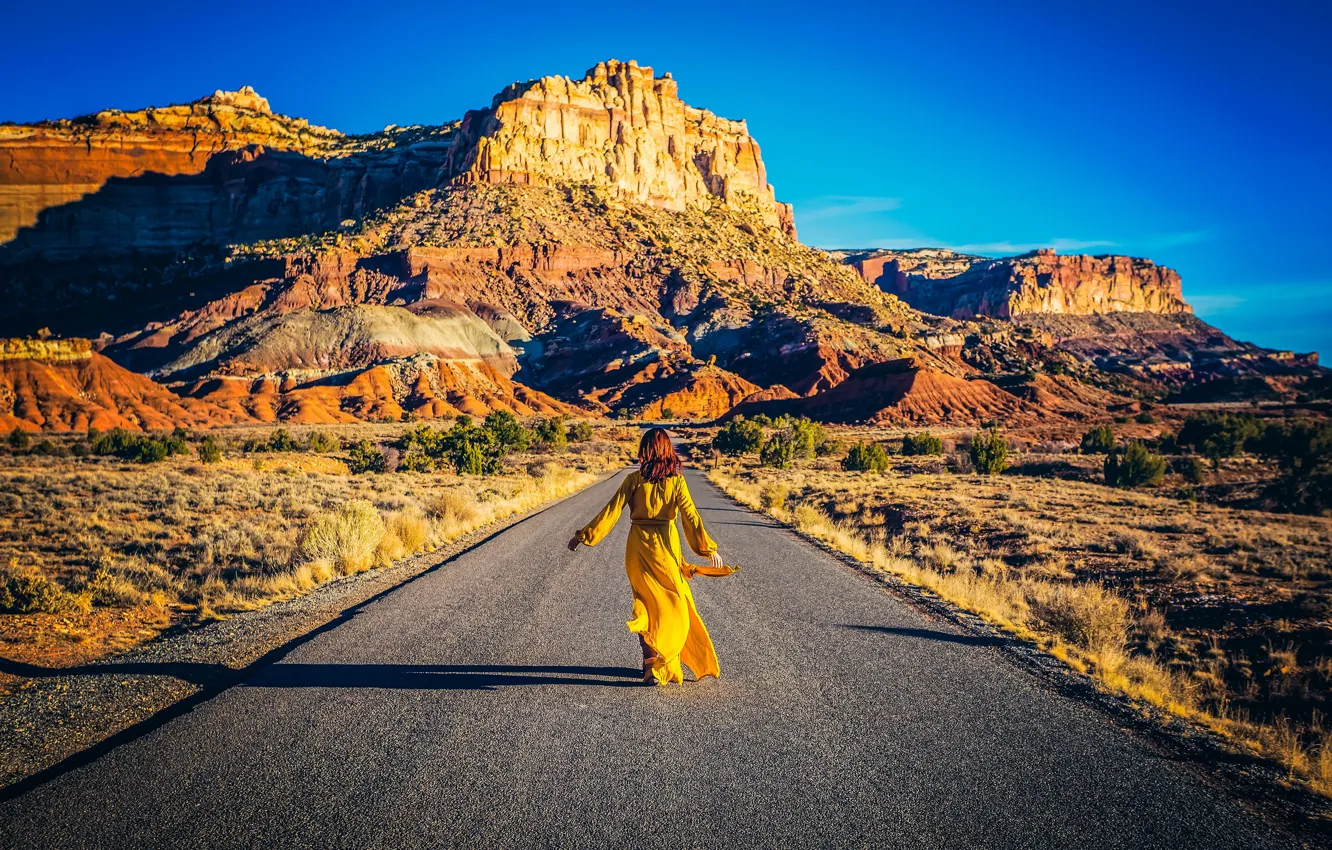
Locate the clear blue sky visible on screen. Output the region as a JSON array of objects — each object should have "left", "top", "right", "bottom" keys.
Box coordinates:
[{"left": 4, "top": 0, "right": 1329, "bottom": 355}]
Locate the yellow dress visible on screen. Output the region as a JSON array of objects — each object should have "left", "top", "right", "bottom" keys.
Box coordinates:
[{"left": 578, "top": 471, "right": 720, "bottom": 685}]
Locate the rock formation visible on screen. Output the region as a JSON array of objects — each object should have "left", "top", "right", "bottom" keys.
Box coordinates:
[
  {"left": 447, "top": 60, "right": 795, "bottom": 237},
  {"left": 730, "top": 357, "right": 1050, "bottom": 426},
  {"left": 0, "top": 338, "right": 242, "bottom": 431},
  {"left": 848, "top": 248, "right": 1190, "bottom": 319}
]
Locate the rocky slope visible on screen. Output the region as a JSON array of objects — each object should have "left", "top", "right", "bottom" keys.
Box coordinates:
[{"left": 0, "top": 338, "right": 242, "bottom": 431}]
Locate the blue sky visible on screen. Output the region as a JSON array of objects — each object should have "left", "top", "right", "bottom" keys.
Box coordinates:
[{"left": 3, "top": 0, "right": 1329, "bottom": 355}]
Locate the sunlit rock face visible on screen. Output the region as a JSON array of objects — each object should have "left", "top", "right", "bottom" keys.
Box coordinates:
[
  {"left": 847, "top": 247, "right": 1190, "bottom": 318},
  {"left": 447, "top": 60, "right": 796, "bottom": 237}
]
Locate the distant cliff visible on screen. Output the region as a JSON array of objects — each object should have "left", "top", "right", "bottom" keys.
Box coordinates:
[{"left": 846, "top": 247, "right": 1190, "bottom": 318}]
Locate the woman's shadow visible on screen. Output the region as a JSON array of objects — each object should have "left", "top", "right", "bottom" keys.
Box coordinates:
[{"left": 245, "top": 663, "right": 645, "bottom": 691}]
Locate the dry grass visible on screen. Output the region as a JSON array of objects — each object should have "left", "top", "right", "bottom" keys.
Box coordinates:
[
  {"left": 0, "top": 423, "right": 632, "bottom": 671},
  {"left": 710, "top": 449, "right": 1332, "bottom": 798}
]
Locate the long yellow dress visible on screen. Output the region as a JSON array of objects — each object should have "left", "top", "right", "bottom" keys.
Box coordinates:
[{"left": 578, "top": 471, "right": 720, "bottom": 685}]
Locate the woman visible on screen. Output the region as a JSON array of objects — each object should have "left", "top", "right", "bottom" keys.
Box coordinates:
[{"left": 567, "top": 428, "right": 725, "bottom": 685}]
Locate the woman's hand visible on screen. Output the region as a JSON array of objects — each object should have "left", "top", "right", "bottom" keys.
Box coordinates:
[
  {"left": 567, "top": 534, "right": 582, "bottom": 552},
  {"left": 709, "top": 551, "right": 724, "bottom": 571}
]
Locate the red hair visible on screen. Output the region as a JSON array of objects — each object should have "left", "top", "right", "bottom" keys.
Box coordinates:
[{"left": 638, "top": 428, "right": 682, "bottom": 483}]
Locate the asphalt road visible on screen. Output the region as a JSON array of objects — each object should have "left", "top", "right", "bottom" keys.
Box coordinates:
[{"left": 0, "top": 469, "right": 1299, "bottom": 849}]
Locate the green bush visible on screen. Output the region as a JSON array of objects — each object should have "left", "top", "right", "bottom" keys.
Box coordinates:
[
  {"left": 8, "top": 429, "right": 32, "bottom": 452},
  {"left": 842, "top": 441, "right": 890, "bottom": 473},
  {"left": 534, "top": 416, "right": 568, "bottom": 452},
  {"left": 1080, "top": 425, "right": 1116, "bottom": 454},
  {"left": 968, "top": 428, "right": 1009, "bottom": 475},
  {"left": 713, "top": 417, "right": 764, "bottom": 456},
  {"left": 91, "top": 427, "right": 138, "bottom": 457},
  {"left": 484, "top": 410, "right": 532, "bottom": 454},
  {"left": 267, "top": 428, "right": 300, "bottom": 452},
  {"left": 197, "top": 436, "right": 223, "bottom": 464},
  {"left": 399, "top": 424, "right": 447, "bottom": 457},
  {"left": 786, "top": 417, "right": 826, "bottom": 460},
  {"left": 455, "top": 440, "right": 486, "bottom": 475},
  {"left": 901, "top": 432, "right": 943, "bottom": 456},
  {"left": 1176, "top": 412, "right": 1263, "bottom": 467},
  {"left": 1172, "top": 455, "right": 1205, "bottom": 484},
  {"left": 760, "top": 432, "right": 795, "bottom": 469},
  {"left": 90, "top": 428, "right": 187, "bottom": 464},
  {"left": 1253, "top": 419, "right": 1332, "bottom": 513},
  {"left": 815, "top": 438, "right": 845, "bottom": 458},
  {"left": 567, "top": 421, "right": 594, "bottom": 443},
  {"left": 397, "top": 445, "right": 436, "bottom": 473},
  {"left": 308, "top": 432, "right": 339, "bottom": 453},
  {"left": 346, "top": 439, "right": 387, "bottom": 474},
  {"left": 1105, "top": 443, "right": 1166, "bottom": 488}
]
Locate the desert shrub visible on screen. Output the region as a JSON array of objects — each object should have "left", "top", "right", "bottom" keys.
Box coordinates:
[
  {"left": 1172, "top": 455, "right": 1205, "bottom": 484},
  {"left": 815, "top": 438, "right": 845, "bottom": 458},
  {"left": 842, "top": 441, "right": 889, "bottom": 473},
  {"left": 1105, "top": 443, "right": 1166, "bottom": 489},
  {"left": 484, "top": 410, "right": 532, "bottom": 454},
  {"left": 267, "top": 428, "right": 300, "bottom": 452},
  {"left": 1080, "top": 425, "right": 1116, "bottom": 454},
  {"left": 346, "top": 439, "right": 388, "bottom": 474},
  {"left": 307, "top": 431, "right": 339, "bottom": 453},
  {"left": 901, "top": 432, "right": 944, "bottom": 456},
  {"left": 968, "top": 428, "right": 1009, "bottom": 475},
  {"left": 397, "top": 445, "right": 436, "bottom": 473},
  {"left": 785, "top": 417, "right": 826, "bottom": 460},
  {"left": 1176, "top": 412, "right": 1263, "bottom": 466},
  {"left": 1136, "top": 411, "right": 1157, "bottom": 424},
  {"left": 197, "top": 436, "right": 223, "bottom": 464},
  {"left": 91, "top": 427, "right": 138, "bottom": 457},
  {"left": 7, "top": 429, "right": 32, "bottom": 452},
  {"left": 534, "top": 416, "right": 569, "bottom": 452},
  {"left": 713, "top": 417, "right": 764, "bottom": 456},
  {"left": 760, "top": 431, "right": 796, "bottom": 469},
  {"left": 759, "top": 483, "right": 789, "bottom": 511},
  {"left": 1254, "top": 419, "right": 1332, "bottom": 513},
  {"left": 299, "top": 500, "right": 387, "bottom": 574},
  {"left": 1026, "top": 581, "right": 1130, "bottom": 655},
  {"left": 0, "top": 562, "right": 84, "bottom": 615},
  {"left": 567, "top": 421, "right": 594, "bottom": 443},
  {"left": 946, "top": 451, "right": 975, "bottom": 474},
  {"left": 454, "top": 440, "right": 486, "bottom": 475},
  {"left": 400, "top": 424, "right": 447, "bottom": 456},
  {"left": 380, "top": 508, "right": 432, "bottom": 564},
  {"left": 429, "top": 489, "right": 481, "bottom": 530}
]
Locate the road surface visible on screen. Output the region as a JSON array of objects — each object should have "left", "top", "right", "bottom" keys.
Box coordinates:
[{"left": 0, "top": 469, "right": 1297, "bottom": 848}]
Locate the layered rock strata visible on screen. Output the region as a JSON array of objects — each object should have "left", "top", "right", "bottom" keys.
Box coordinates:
[
  {"left": 847, "top": 248, "right": 1190, "bottom": 319},
  {"left": 446, "top": 60, "right": 795, "bottom": 237}
]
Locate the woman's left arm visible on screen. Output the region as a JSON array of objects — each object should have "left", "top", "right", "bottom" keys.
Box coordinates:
[{"left": 676, "top": 477, "right": 720, "bottom": 563}]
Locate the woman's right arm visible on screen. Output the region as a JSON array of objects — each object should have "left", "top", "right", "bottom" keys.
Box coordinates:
[{"left": 568, "top": 473, "right": 636, "bottom": 550}]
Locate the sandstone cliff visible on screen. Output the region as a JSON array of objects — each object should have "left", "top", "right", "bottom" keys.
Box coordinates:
[
  {"left": 446, "top": 60, "right": 795, "bottom": 237},
  {"left": 848, "top": 248, "right": 1190, "bottom": 319}
]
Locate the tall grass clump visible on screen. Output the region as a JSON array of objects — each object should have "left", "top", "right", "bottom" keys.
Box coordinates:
[{"left": 299, "top": 500, "right": 387, "bottom": 574}]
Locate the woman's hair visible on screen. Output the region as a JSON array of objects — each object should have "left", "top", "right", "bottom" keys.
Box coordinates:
[{"left": 638, "top": 427, "right": 682, "bottom": 483}]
